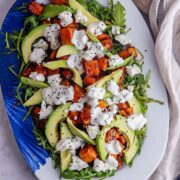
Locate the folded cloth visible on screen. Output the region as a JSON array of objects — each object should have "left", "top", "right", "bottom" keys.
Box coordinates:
[{"left": 134, "top": 0, "right": 180, "bottom": 179}]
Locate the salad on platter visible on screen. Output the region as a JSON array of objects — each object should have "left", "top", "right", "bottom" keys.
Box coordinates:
[{"left": 3, "top": 0, "right": 163, "bottom": 179}]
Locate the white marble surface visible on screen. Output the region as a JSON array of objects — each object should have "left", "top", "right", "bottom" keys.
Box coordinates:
[{"left": 0, "top": 1, "right": 36, "bottom": 180}]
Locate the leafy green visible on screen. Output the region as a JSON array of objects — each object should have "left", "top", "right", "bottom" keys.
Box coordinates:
[
  {"left": 15, "top": 3, "right": 28, "bottom": 13},
  {"left": 8, "top": 66, "right": 19, "bottom": 78},
  {"left": 24, "top": 16, "right": 39, "bottom": 30},
  {"left": 135, "top": 126, "right": 147, "bottom": 154},
  {"left": 62, "top": 167, "right": 115, "bottom": 180},
  {"left": 22, "top": 106, "right": 33, "bottom": 121},
  {"left": 33, "top": 127, "right": 60, "bottom": 168},
  {"left": 77, "top": 0, "right": 88, "bottom": 9},
  {"left": 112, "top": 1, "right": 126, "bottom": 28}
]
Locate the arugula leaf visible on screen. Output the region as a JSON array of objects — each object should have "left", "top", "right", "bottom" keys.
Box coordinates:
[
  {"left": 62, "top": 167, "right": 115, "bottom": 179},
  {"left": 112, "top": 1, "right": 126, "bottom": 28},
  {"left": 33, "top": 127, "right": 60, "bottom": 168},
  {"left": 77, "top": 0, "right": 88, "bottom": 9},
  {"left": 24, "top": 16, "right": 39, "bottom": 30}
]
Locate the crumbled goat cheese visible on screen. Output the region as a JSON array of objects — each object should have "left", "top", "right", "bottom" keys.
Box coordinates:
[
  {"left": 71, "top": 30, "right": 89, "bottom": 50},
  {"left": 111, "top": 25, "right": 121, "bottom": 35},
  {"left": 33, "top": 39, "right": 49, "bottom": 50},
  {"left": 52, "top": 85, "right": 74, "bottom": 105},
  {"left": 115, "top": 34, "right": 132, "bottom": 45},
  {"left": 83, "top": 42, "right": 104, "bottom": 61},
  {"left": 29, "top": 72, "right": 45, "bottom": 82},
  {"left": 74, "top": 10, "right": 87, "bottom": 23},
  {"left": 71, "top": 137, "right": 84, "bottom": 149},
  {"left": 105, "top": 154, "right": 118, "bottom": 170},
  {"left": 69, "top": 156, "right": 89, "bottom": 171},
  {"left": 127, "top": 113, "right": 147, "bottom": 130},
  {"left": 42, "top": 87, "right": 54, "bottom": 105},
  {"left": 39, "top": 100, "right": 53, "bottom": 119},
  {"left": 47, "top": 74, "right": 62, "bottom": 87},
  {"left": 67, "top": 54, "right": 84, "bottom": 74},
  {"left": 87, "top": 21, "right": 107, "bottom": 36},
  {"left": 108, "top": 104, "right": 118, "bottom": 115},
  {"left": 105, "top": 140, "right": 122, "bottom": 154},
  {"left": 112, "top": 88, "right": 134, "bottom": 103},
  {"left": 93, "top": 159, "right": 109, "bottom": 172},
  {"left": 70, "top": 100, "right": 84, "bottom": 112},
  {"left": 86, "top": 124, "right": 100, "bottom": 139},
  {"left": 107, "top": 80, "right": 120, "bottom": 96},
  {"left": 108, "top": 54, "right": 124, "bottom": 67},
  {"left": 29, "top": 48, "right": 47, "bottom": 64},
  {"left": 87, "top": 86, "right": 106, "bottom": 99},
  {"left": 58, "top": 11, "right": 73, "bottom": 27},
  {"left": 126, "top": 64, "right": 141, "bottom": 77},
  {"left": 35, "top": 0, "right": 50, "bottom": 5},
  {"left": 44, "top": 24, "right": 61, "bottom": 50}
]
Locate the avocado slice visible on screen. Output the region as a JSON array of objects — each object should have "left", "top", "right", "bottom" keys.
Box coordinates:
[
  {"left": 92, "top": 69, "right": 123, "bottom": 98},
  {"left": 21, "top": 77, "right": 49, "bottom": 88},
  {"left": 96, "top": 115, "right": 139, "bottom": 165},
  {"left": 86, "top": 31, "right": 112, "bottom": 57},
  {"left": 39, "top": 4, "right": 73, "bottom": 20},
  {"left": 67, "top": 118, "right": 96, "bottom": 145},
  {"left": 43, "top": 60, "right": 83, "bottom": 87},
  {"left": 45, "top": 102, "right": 71, "bottom": 147},
  {"left": 107, "top": 56, "right": 133, "bottom": 70},
  {"left": 60, "top": 122, "right": 72, "bottom": 172},
  {"left": 56, "top": 45, "right": 79, "bottom": 58},
  {"left": 128, "top": 97, "right": 142, "bottom": 114},
  {"left": 69, "top": 0, "right": 99, "bottom": 26},
  {"left": 23, "top": 89, "right": 43, "bottom": 106},
  {"left": 22, "top": 24, "right": 50, "bottom": 64}
]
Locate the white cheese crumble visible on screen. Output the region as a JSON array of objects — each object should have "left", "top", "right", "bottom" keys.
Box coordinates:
[
  {"left": 70, "top": 100, "right": 84, "bottom": 112},
  {"left": 71, "top": 30, "right": 89, "bottom": 50},
  {"left": 67, "top": 54, "right": 84, "bottom": 74},
  {"left": 52, "top": 85, "right": 74, "bottom": 105},
  {"left": 108, "top": 104, "right": 118, "bottom": 115},
  {"left": 112, "top": 88, "right": 134, "bottom": 103},
  {"left": 39, "top": 100, "right": 53, "bottom": 119},
  {"left": 58, "top": 11, "right": 73, "bottom": 27},
  {"left": 115, "top": 34, "right": 132, "bottom": 46},
  {"left": 29, "top": 72, "right": 45, "bottom": 82},
  {"left": 93, "top": 155, "right": 118, "bottom": 172},
  {"left": 126, "top": 113, "right": 147, "bottom": 130},
  {"left": 42, "top": 87, "right": 54, "bottom": 105},
  {"left": 108, "top": 54, "right": 124, "bottom": 67},
  {"left": 105, "top": 140, "right": 122, "bottom": 154},
  {"left": 87, "top": 86, "right": 106, "bottom": 99},
  {"left": 86, "top": 124, "right": 100, "bottom": 139},
  {"left": 47, "top": 74, "right": 62, "bottom": 87},
  {"left": 111, "top": 25, "right": 121, "bottom": 35},
  {"left": 107, "top": 80, "right": 120, "bottom": 96},
  {"left": 126, "top": 64, "right": 141, "bottom": 77},
  {"left": 74, "top": 10, "right": 87, "bottom": 24},
  {"left": 29, "top": 48, "right": 47, "bottom": 64},
  {"left": 105, "top": 155, "right": 118, "bottom": 170},
  {"left": 56, "top": 137, "right": 84, "bottom": 155},
  {"left": 83, "top": 42, "right": 104, "bottom": 61},
  {"left": 69, "top": 156, "right": 89, "bottom": 171},
  {"left": 87, "top": 21, "right": 107, "bottom": 36},
  {"left": 44, "top": 24, "right": 61, "bottom": 50},
  {"left": 33, "top": 39, "right": 49, "bottom": 50},
  {"left": 35, "top": 0, "right": 50, "bottom": 5}
]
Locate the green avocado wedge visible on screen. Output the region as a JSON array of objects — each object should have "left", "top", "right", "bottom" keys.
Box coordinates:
[
  {"left": 128, "top": 97, "right": 142, "bottom": 114},
  {"left": 107, "top": 56, "right": 133, "bottom": 70},
  {"left": 21, "top": 77, "right": 49, "bottom": 88},
  {"left": 45, "top": 102, "right": 71, "bottom": 147},
  {"left": 67, "top": 118, "right": 96, "bottom": 145},
  {"left": 21, "top": 24, "right": 50, "bottom": 64},
  {"left": 39, "top": 4, "right": 73, "bottom": 20},
  {"left": 23, "top": 89, "right": 43, "bottom": 106},
  {"left": 43, "top": 60, "right": 83, "bottom": 87},
  {"left": 60, "top": 122, "right": 72, "bottom": 172},
  {"left": 69, "top": 0, "right": 99, "bottom": 26},
  {"left": 96, "top": 115, "right": 139, "bottom": 165},
  {"left": 56, "top": 45, "right": 79, "bottom": 58}
]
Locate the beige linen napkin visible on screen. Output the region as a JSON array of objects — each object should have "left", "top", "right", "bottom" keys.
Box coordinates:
[{"left": 133, "top": 0, "right": 180, "bottom": 179}]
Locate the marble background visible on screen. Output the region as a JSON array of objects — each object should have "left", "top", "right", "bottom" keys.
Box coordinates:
[{"left": 0, "top": 1, "right": 36, "bottom": 180}]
